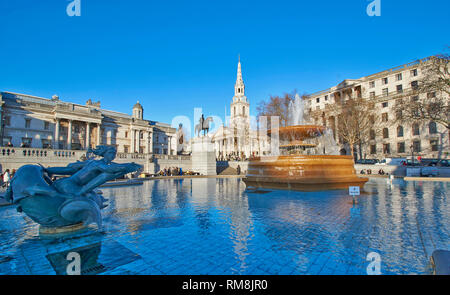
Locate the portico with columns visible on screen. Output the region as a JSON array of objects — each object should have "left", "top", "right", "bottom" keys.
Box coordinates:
[{"left": 0, "top": 91, "right": 176, "bottom": 155}]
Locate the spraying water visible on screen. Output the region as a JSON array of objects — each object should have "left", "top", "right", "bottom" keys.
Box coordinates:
[
  {"left": 287, "top": 93, "right": 339, "bottom": 155},
  {"left": 289, "top": 94, "right": 308, "bottom": 125}
]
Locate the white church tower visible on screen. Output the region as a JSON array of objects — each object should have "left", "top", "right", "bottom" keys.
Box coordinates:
[{"left": 230, "top": 57, "right": 250, "bottom": 129}]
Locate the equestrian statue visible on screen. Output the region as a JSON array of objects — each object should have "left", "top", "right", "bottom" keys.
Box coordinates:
[{"left": 195, "top": 114, "right": 213, "bottom": 137}]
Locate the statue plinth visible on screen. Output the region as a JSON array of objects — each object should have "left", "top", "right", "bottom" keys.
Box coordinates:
[
  {"left": 191, "top": 137, "right": 217, "bottom": 176},
  {"left": 39, "top": 222, "right": 86, "bottom": 235}
]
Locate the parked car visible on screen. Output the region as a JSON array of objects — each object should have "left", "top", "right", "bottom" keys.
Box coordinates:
[
  {"left": 439, "top": 159, "right": 450, "bottom": 167},
  {"left": 356, "top": 159, "right": 379, "bottom": 165},
  {"left": 421, "top": 167, "right": 439, "bottom": 177},
  {"left": 420, "top": 158, "right": 439, "bottom": 166},
  {"left": 376, "top": 158, "right": 406, "bottom": 166},
  {"left": 406, "top": 159, "right": 421, "bottom": 166}
]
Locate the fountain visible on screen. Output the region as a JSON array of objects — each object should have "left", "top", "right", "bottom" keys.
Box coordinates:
[{"left": 243, "top": 94, "right": 368, "bottom": 191}]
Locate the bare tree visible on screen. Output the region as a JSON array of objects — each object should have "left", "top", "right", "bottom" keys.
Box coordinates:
[
  {"left": 257, "top": 91, "right": 307, "bottom": 127},
  {"left": 395, "top": 49, "right": 450, "bottom": 130},
  {"left": 330, "top": 98, "right": 381, "bottom": 160}
]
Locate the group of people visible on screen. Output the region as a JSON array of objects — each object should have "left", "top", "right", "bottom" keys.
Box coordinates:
[
  {"left": 157, "top": 167, "right": 183, "bottom": 177},
  {"left": 359, "top": 168, "right": 387, "bottom": 175},
  {"left": 1, "top": 169, "right": 15, "bottom": 188}
]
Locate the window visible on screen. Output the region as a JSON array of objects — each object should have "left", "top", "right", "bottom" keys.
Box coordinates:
[
  {"left": 125, "top": 131, "right": 128, "bottom": 138},
  {"left": 413, "top": 140, "right": 421, "bottom": 153},
  {"left": 25, "top": 118, "right": 31, "bottom": 128},
  {"left": 316, "top": 98, "right": 320, "bottom": 103},
  {"left": 140, "top": 132, "right": 144, "bottom": 139},
  {"left": 21, "top": 137, "right": 32, "bottom": 147},
  {"left": 397, "top": 73, "right": 403, "bottom": 81},
  {"left": 397, "top": 142, "right": 405, "bottom": 153},
  {"left": 2, "top": 136, "right": 12, "bottom": 146},
  {"left": 383, "top": 128, "right": 389, "bottom": 139},
  {"left": 41, "top": 139, "right": 52, "bottom": 149},
  {"left": 412, "top": 123, "right": 420, "bottom": 136},
  {"left": 382, "top": 88, "right": 389, "bottom": 96},
  {"left": 411, "top": 69, "right": 418, "bottom": 77},
  {"left": 324, "top": 95, "right": 328, "bottom": 101},
  {"left": 411, "top": 81, "right": 419, "bottom": 90},
  {"left": 370, "top": 129, "right": 376, "bottom": 140},
  {"left": 382, "top": 77, "right": 389, "bottom": 85},
  {"left": 4, "top": 116, "right": 11, "bottom": 126},
  {"left": 411, "top": 95, "right": 419, "bottom": 102},
  {"left": 44, "top": 121, "right": 50, "bottom": 130},
  {"left": 383, "top": 144, "right": 390, "bottom": 154},
  {"left": 429, "top": 122, "right": 437, "bottom": 134},
  {"left": 370, "top": 144, "right": 377, "bottom": 154},
  {"left": 382, "top": 113, "right": 388, "bottom": 122},
  {"left": 427, "top": 92, "right": 436, "bottom": 98},
  {"left": 369, "top": 81, "right": 375, "bottom": 88},
  {"left": 370, "top": 91, "right": 376, "bottom": 98},
  {"left": 430, "top": 139, "right": 439, "bottom": 152},
  {"left": 397, "top": 126, "right": 404, "bottom": 137},
  {"left": 396, "top": 110, "right": 403, "bottom": 120},
  {"left": 382, "top": 102, "right": 388, "bottom": 108},
  {"left": 396, "top": 84, "right": 403, "bottom": 93}
]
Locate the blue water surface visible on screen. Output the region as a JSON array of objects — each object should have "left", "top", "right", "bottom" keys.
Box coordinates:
[{"left": 0, "top": 178, "right": 448, "bottom": 275}]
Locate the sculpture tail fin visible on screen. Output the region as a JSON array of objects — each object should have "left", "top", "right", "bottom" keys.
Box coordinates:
[{"left": 59, "top": 199, "right": 102, "bottom": 229}]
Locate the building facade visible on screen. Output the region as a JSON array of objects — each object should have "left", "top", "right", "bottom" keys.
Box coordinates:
[
  {"left": 305, "top": 57, "right": 449, "bottom": 159},
  {"left": 0, "top": 91, "right": 177, "bottom": 155}
]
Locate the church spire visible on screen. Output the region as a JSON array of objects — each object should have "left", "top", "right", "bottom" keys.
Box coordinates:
[{"left": 235, "top": 56, "right": 245, "bottom": 98}]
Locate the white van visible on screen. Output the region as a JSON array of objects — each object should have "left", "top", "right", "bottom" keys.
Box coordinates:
[{"left": 376, "top": 158, "right": 407, "bottom": 166}]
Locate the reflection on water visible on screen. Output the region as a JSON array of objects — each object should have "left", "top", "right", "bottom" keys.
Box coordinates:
[{"left": 0, "top": 178, "right": 448, "bottom": 275}]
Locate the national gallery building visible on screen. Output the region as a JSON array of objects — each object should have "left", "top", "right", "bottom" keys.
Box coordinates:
[{"left": 0, "top": 91, "right": 177, "bottom": 155}]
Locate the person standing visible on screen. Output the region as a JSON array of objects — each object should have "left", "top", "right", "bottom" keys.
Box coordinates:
[{"left": 3, "top": 169, "right": 10, "bottom": 187}]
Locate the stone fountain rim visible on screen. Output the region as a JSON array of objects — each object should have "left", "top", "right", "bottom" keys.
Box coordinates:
[{"left": 267, "top": 125, "right": 327, "bottom": 136}]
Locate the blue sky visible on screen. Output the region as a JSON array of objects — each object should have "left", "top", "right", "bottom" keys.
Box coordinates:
[{"left": 0, "top": 0, "right": 449, "bottom": 129}]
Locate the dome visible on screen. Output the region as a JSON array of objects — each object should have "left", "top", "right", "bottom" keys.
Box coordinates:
[{"left": 133, "top": 100, "right": 143, "bottom": 110}]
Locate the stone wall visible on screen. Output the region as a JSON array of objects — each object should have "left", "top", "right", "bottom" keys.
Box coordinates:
[
  {"left": 0, "top": 147, "right": 191, "bottom": 175},
  {"left": 355, "top": 164, "right": 450, "bottom": 177}
]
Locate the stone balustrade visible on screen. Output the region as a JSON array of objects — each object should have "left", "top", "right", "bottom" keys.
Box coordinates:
[{"left": 0, "top": 147, "right": 192, "bottom": 174}]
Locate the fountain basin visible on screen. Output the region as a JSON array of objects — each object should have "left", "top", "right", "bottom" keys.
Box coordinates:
[
  {"left": 243, "top": 155, "right": 368, "bottom": 191},
  {"left": 269, "top": 125, "right": 326, "bottom": 141}
]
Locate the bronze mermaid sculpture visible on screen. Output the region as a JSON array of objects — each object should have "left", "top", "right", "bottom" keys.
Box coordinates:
[{"left": 3, "top": 145, "right": 142, "bottom": 229}]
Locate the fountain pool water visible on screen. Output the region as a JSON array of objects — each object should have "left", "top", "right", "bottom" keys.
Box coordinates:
[{"left": 0, "top": 178, "right": 448, "bottom": 275}]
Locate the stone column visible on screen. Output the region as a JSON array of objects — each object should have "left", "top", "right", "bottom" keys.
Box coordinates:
[
  {"left": 54, "top": 119, "right": 60, "bottom": 149},
  {"left": 86, "top": 122, "right": 91, "bottom": 149},
  {"left": 131, "top": 128, "right": 135, "bottom": 153},
  {"left": 147, "top": 131, "right": 153, "bottom": 154},
  {"left": 67, "top": 120, "right": 72, "bottom": 150},
  {"left": 168, "top": 136, "right": 172, "bottom": 155},
  {"left": 96, "top": 123, "right": 101, "bottom": 146},
  {"left": 137, "top": 131, "right": 141, "bottom": 153}
]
